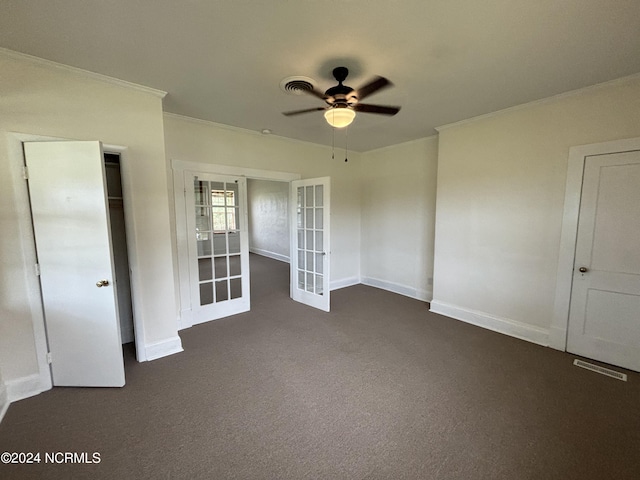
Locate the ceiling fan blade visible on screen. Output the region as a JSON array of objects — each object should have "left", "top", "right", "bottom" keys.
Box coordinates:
[
  {"left": 282, "top": 107, "right": 326, "bottom": 116},
  {"left": 354, "top": 103, "right": 400, "bottom": 115},
  {"left": 302, "top": 87, "right": 327, "bottom": 101},
  {"left": 356, "top": 76, "right": 392, "bottom": 100}
]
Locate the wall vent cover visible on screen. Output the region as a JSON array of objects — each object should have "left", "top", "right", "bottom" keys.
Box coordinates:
[
  {"left": 573, "top": 359, "right": 627, "bottom": 381},
  {"left": 280, "top": 76, "right": 316, "bottom": 95}
]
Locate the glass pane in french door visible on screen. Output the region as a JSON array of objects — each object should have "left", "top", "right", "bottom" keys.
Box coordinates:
[
  {"left": 194, "top": 178, "right": 242, "bottom": 305},
  {"left": 297, "top": 184, "right": 324, "bottom": 295}
]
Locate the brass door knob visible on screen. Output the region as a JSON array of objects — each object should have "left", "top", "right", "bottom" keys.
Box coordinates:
[
  {"left": 96, "top": 279, "right": 110, "bottom": 287},
  {"left": 578, "top": 267, "right": 588, "bottom": 273}
]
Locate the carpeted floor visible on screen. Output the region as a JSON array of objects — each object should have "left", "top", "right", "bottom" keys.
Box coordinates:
[{"left": 1, "top": 254, "right": 639, "bottom": 479}]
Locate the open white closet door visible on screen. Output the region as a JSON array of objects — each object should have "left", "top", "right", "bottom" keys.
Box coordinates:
[
  {"left": 24, "top": 141, "right": 125, "bottom": 387},
  {"left": 185, "top": 172, "right": 250, "bottom": 323},
  {"left": 290, "top": 177, "right": 330, "bottom": 312}
]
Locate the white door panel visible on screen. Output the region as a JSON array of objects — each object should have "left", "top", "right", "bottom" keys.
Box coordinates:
[
  {"left": 24, "top": 141, "right": 125, "bottom": 387},
  {"left": 290, "top": 177, "right": 330, "bottom": 312},
  {"left": 567, "top": 151, "right": 640, "bottom": 371},
  {"left": 185, "top": 172, "right": 250, "bottom": 323}
]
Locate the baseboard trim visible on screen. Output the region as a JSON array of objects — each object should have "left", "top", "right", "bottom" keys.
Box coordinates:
[
  {"left": 6, "top": 373, "right": 47, "bottom": 403},
  {"left": 249, "top": 248, "right": 290, "bottom": 263},
  {"left": 0, "top": 381, "right": 9, "bottom": 423},
  {"left": 548, "top": 326, "right": 567, "bottom": 351},
  {"left": 361, "top": 276, "right": 432, "bottom": 302},
  {"left": 330, "top": 276, "right": 360, "bottom": 291},
  {"left": 144, "top": 336, "right": 184, "bottom": 361},
  {"left": 429, "top": 300, "right": 550, "bottom": 346}
]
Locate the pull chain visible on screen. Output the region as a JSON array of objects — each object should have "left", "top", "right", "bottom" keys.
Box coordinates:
[
  {"left": 345, "top": 127, "right": 349, "bottom": 162},
  {"left": 331, "top": 124, "right": 335, "bottom": 159}
]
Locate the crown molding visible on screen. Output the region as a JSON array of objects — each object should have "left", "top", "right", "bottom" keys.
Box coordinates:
[
  {"left": 435, "top": 72, "right": 640, "bottom": 132},
  {"left": 0, "top": 47, "right": 167, "bottom": 99}
]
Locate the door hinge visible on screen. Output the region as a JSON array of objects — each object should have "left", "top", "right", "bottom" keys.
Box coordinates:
[
  {"left": 35, "top": 263, "right": 41, "bottom": 276},
  {"left": 22, "top": 165, "right": 29, "bottom": 179},
  {"left": 46, "top": 352, "right": 52, "bottom": 364}
]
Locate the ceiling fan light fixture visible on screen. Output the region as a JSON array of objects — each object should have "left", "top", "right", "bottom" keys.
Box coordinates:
[{"left": 324, "top": 107, "right": 356, "bottom": 128}]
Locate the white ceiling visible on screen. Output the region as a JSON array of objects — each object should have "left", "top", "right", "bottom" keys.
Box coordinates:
[{"left": 2, "top": 0, "right": 640, "bottom": 152}]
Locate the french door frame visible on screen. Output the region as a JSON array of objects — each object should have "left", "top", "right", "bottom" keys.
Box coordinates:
[
  {"left": 172, "top": 160, "right": 300, "bottom": 330},
  {"left": 550, "top": 136, "right": 640, "bottom": 351}
]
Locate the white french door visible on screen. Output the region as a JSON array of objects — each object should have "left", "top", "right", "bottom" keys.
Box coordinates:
[
  {"left": 567, "top": 150, "right": 640, "bottom": 372},
  {"left": 185, "top": 172, "right": 250, "bottom": 323},
  {"left": 24, "top": 141, "right": 125, "bottom": 387},
  {"left": 290, "top": 177, "right": 330, "bottom": 312}
]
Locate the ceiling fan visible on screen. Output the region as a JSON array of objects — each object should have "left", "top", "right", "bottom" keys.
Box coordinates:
[{"left": 282, "top": 67, "right": 401, "bottom": 128}]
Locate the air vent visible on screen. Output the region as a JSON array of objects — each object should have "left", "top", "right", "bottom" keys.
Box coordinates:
[
  {"left": 573, "top": 359, "right": 627, "bottom": 381},
  {"left": 280, "top": 76, "right": 316, "bottom": 95}
]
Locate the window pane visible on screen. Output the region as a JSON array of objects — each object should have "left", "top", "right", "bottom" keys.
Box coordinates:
[
  {"left": 229, "top": 255, "right": 241, "bottom": 276},
  {"left": 315, "top": 231, "right": 323, "bottom": 252},
  {"left": 297, "top": 187, "right": 304, "bottom": 209},
  {"left": 305, "top": 186, "right": 314, "bottom": 207},
  {"left": 298, "top": 249, "right": 304, "bottom": 270},
  {"left": 214, "top": 257, "right": 227, "bottom": 279},
  {"left": 226, "top": 182, "right": 238, "bottom": 206},
  {"left": 215, "top": 280, "right": 228, "bottom": 302},
  {"left": 197, "top": 238, "right": 212, "bottom": 256},
  {"left": 315, "top": 274, "right": 323, "bottom": 295},
  {"left": 306, "top": 272, "right": 314, "bottom": 292},
  {"left": 195, "top": 207, "right": 211, "bottom": 232},
  {"left": 298, "top": 270, "right": 305, "bottom": 289},
  {"left": 315, "top": 208, "right": 323, "bottom": 230},
  {"left": 210, "top": 182, "right": 225, "bottom": 205},
  {"left": 315, "top": 253, "right": 324, "bottom": 274},
  {"left": 200, "top": 282, "right": 213, "bottom": 305},
  {"left": 198, "top": 258, "right": 212, "bottom": 281},
  {"left": 315, "top": 185, "right": 323, "bottom": 207},
  {"left": 306, "top": 251, "right": 314, "bottom": 274},
  {"left": 297, "top": 207, "right": 303, "bottom": 228},
  {"left": 226, "top": 207, "right": 238, "bottom": 231},
  {"left": 306, "top": 230, "right": 314, "bottom": 251},
  {"left": 212, "top": 207, "right": 226, "bottom": 231},
  {"left": 213, "top": 233, "right": 227, "bottom": 255},
  {"left": 228, "top": 231, "right": 241, "bottom": 254},
  {"left": 297, "top": 229, "right": 304, "bottom": 249},
  {"left": 306, "top": 208, "right": 314, "bottom": 229},
  {"left": 194, "top": 180, "right": 208, "bottom": 205},
  {"left": 230, "top": 278, "right": 242, "bottom": 299}
]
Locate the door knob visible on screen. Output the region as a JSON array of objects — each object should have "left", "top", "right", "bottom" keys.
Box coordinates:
[
  {"left": 96, "top": 279, "right": 110, "bottom": 287},
  {"left": 578, "top": 267, "right": 588, "bottom": 273}
]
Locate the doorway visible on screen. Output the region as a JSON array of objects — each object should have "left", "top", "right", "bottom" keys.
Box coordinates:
[{"left": 552, "top": 137, "right": 640, "bottom": 372}]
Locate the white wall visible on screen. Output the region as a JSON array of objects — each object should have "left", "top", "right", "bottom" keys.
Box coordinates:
[
  {"left": 360, "top": 136, "right": 439, "bottom": 301},
  {"left": 431, "top": 75, "right": 640, "bottom": 345},
  {"left": 247, "top": 179, "right": 290, "bottom": 262},
  {"left": 0, "top": 50, "right": 181, "bottom": 400},
  {"left": 163, "top": 114, "right": 363, "bottom": 295}
]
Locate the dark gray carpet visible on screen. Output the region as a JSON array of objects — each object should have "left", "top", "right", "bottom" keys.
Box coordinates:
[{"left": 1, "top": 254, "right": 639, "bottom": 479}]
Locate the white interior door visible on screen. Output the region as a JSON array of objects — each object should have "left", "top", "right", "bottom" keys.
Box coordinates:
[
  {"left": 185, "top": 172, "right": 250, "bottom": 323},
  {"left": 567, "top": 150, "right": 640, "bottom": 372},
  {"left": 24, "top": 141, "right": 125, "bottom": 387},
  {"left": 290, "top": 177, "right": 330, "bottom": 312}
]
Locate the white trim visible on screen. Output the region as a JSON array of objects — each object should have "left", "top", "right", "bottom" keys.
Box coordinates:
[
  {"left": 361, "top": 276, "right": 432, "bottom": 302},
  {"left": 550, "top": 136, "right": 640, "bottom": 351},
  {"left": 171, "top": 159, "right": 301, "bottom": 182},
  {"left": 0, "top": 47, "right": 167, "bottom": 98},
  {"left": 6, "top": 374, "right": 46, "bottom": 403},
  {"left": 430, "top": 300, "right": 550, "bottom": 347},
  {"left": 249, "top": 247, "right": 290, "bottom": 263},
  {"left": 435, "top": 73, "right": 640, "bottom": 132},
  {"left": 144, "top": 336, "right": 184, "bottom": 361},
  {"left": 330, "top": 276, "right": 361, "bottom": 291},
  {"left": 0, "top": 381, "right": 8, "bottom": 423},
  {"left": 103, "top": 144, "right": 148, "bottom": 362}
]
